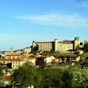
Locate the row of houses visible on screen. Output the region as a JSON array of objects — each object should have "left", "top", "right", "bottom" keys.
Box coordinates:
[{"left": 0, "top": 51, "right": 83, "bottom": 70}]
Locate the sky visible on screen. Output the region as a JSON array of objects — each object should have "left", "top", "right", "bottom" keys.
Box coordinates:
[{"left": 0, "top": 0, "right": 88, "bottom": 50}]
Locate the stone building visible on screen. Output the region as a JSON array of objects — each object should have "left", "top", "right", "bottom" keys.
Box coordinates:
[
  {"left": 0, "top": 57, "right": 26, "bottom": 69},
  {"left": 32, "top": 37, "right": 81, "bottom": 52}
]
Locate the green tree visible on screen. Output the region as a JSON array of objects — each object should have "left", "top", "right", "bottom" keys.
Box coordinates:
[
  {"left": 0, "top": 65, "right": 3, "bottom": 76},
  {"left": 84, "top": 41, "right": 88, "bottom": 52},
  {"left": 11, "top": 63, "right": 36, "bottom": 88},
  {"left": 34, "top": 44, "right": 39, "bottom": 51},
  {"left": 76, "top": 45, "right": 80, "bottom": 50},
  {"left": 40, "top": 68, "right": 64, "bottom": 88},
  {"left": 62, "top": 69, "right": 73, "bottom": 88},
  {"left": 12, "top": 63, "right": 74, "bottom": 88},
  {"left": 34, "top": 68, "right": 44, "bottom": 88},
  {"left": 0, "top": 64, "right": 4, "bottom": 87},
  {"left": 31, "top": 44, "right": 39, "bottom": 54},
  {"left": 0, "top": 80, "right": 4, "bottom": 87}
]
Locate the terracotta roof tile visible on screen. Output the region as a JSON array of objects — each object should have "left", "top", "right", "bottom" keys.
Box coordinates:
[
  {"left": 6, "top": 54, "right": 21, "bottom": 56},
  {"left": 0, "top": 58, "right": 25, "bottom": 61},
  {"left": 1, "top": 75, "right": 12, "bottom": 81}
]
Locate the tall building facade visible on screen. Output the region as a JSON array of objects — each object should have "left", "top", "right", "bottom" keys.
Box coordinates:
[{"left": 32, "top": 37, "right": 81, "bottom": 52}]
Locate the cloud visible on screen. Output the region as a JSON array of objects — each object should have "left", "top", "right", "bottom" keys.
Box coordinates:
[
  {"left": 77, "top": 0, "right": 88, "bottom": 7},
  {"left": 16, "top": 12, "right": 88, "bottom": 28},
  {"left": 81, "top": 1, "right": 88, "bottom": 7}
]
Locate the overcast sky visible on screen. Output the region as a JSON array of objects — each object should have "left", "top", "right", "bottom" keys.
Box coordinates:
[{"left": 0, "top": 0, "right": 88, "bottom": 50}]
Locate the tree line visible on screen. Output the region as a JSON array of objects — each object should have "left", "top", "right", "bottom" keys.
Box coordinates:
[{"left": 11, "top": 62, "right": 73, "bottom": 88}]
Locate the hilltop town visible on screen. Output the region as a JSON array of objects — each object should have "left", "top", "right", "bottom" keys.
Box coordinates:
[
  {"left": 0, "top": 37, "right": 88, "bottom": 88},
  {"left": 0, "top": 37, "right": 84, "bottom": 69}
]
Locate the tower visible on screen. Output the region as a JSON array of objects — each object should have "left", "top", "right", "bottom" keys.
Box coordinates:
[
  {"left": 74, "top": 37, "right": 80, "bottom": 50},
  {"left": 54, "top": 39, "right": 59, "bottom": 51},
  {"left": 10, "top": 47, "right": 14, "bottom": 54}
]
